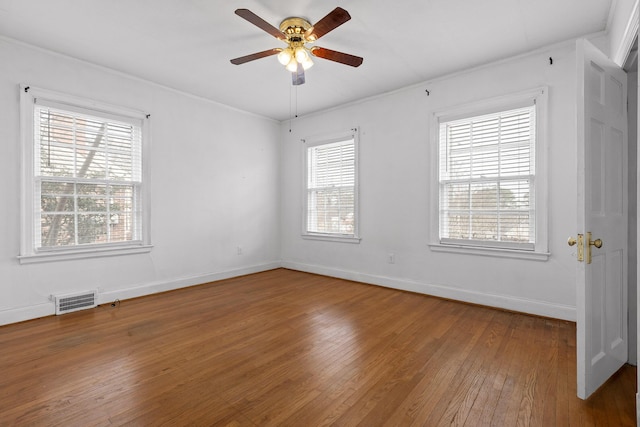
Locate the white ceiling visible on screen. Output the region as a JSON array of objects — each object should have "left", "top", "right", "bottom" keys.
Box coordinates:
[{"left": 0, "top": 0, "right": 614, "bottom": 121}]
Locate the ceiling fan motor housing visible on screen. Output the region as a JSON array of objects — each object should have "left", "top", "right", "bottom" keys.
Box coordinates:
[{"left": 279, "top": 17, "right": 312, "bottom": 44}]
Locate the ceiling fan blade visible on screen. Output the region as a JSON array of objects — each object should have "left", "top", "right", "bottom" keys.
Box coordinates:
[
  {"left": 230, "top": 48, "right": 281, "bottom": 65},
  {"left": 235, "top": 9, "right": 286, "bottom": 40},
  {"left": 304, "top": 7, "right": 351, "bottom": 42},
  {"left": 311, "top": 47, "right": 363, "bottom": 67},
  {"left": 292, "top": 62, "right": 305, "bottom": 86}
]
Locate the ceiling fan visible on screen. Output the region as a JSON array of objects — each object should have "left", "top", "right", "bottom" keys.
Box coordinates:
[{"left": 230, "top": 7, "right": 363, "bottom": 86}]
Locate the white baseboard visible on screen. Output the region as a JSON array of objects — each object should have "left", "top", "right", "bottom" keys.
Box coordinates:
[
  {"left": 0, "top": 262, "right": 280, "bottom": 326},
  {"left": 282, "top": 261, "right": 576, "bottom": 321},
  {"left": 0, "top": 303, "right": 55, "bottom": 326},
  {"left": 96, "top": 262, "right": 281, "bottom": 306}
]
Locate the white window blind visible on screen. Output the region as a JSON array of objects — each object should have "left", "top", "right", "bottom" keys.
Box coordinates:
[
  {"left": 306, "top": 137, "right": 356, "bottom": 236},
  {"left": 439, "top": 105, "right": 536, "bottom": 249},
  {"left": 33, "top": 100, "right": 143, "bottom": 250}
]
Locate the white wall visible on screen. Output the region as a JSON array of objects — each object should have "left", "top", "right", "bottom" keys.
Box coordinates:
[
  {"left": 280, "top": 43, "right": 579, "bottom": 320},
  {"left": 0, "top": 38, "right": 281, "bottom": 325}
]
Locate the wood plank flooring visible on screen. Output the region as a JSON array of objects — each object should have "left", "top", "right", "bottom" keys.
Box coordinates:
[{"left": 0, "top": 268, "right": 636, "bottom": 426}]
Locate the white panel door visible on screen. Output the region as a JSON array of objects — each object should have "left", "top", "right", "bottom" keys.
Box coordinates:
[{"left": 576, "top": 38, "right": 629, "bottom": 400}]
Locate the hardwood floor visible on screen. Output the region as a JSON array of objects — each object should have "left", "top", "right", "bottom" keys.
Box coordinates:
[{"left": 0, "top": 268, "right": 636, "bottom": 426}]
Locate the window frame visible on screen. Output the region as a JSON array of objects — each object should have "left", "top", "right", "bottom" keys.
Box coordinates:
[
  {"left": 429, "top": 88, "right": 549, "bottom": 260},
  {"left": 19, "top": 85, "right": 152, "bottom": 264},
  {"left": 302, "top": 128, "right": 360, "bottom": 243}
]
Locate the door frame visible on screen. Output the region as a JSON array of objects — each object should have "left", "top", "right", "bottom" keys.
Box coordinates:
[{"left": 608, "top": 2, "right": 639, "bottom": 421}]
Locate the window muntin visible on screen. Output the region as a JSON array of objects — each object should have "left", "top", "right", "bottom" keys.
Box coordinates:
[
  {"left": 438, "top": 105, "right": 536, "bottom": 250},
  {"left": 305, "top": 131, "right": 358, "bottom": 239}
]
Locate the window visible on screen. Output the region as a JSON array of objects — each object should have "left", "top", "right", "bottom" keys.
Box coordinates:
[
  {"left": 19, "top": 86, "right": 151, "bottom": 263},
  {"left": 304, "top": 129, "right": 359, "bottom": 242},
  {"left": 431, "top": 88, "right": 548, "bottom": 258}
]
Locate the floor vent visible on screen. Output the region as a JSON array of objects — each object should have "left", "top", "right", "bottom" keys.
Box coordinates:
[{"left": 53, "top": 291, "right": 97, "bottom": 315}]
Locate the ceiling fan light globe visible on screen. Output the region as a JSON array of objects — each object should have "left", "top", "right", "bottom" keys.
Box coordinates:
[
  {"left": 302, "top": 57, "right": 314, "bottom": 70},
  {"left": 295, "top": 47, "right": 309, "bottom": 63},
  {"left": 286, "top": 58, "right": 299, "bottom": 72},
  {"left": 277, "top": 49, "right": 292, "bottom": 65}
]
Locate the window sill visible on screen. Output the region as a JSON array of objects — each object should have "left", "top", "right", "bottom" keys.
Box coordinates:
[
  {"left": 302, "top": 234, "right": 361, "bottom": 244},
  {"left": 18, "top": 245, "right": 153, "bottom": 264},
  {"left": 429, "top": 243, "right": 549, "bottom": 261}
]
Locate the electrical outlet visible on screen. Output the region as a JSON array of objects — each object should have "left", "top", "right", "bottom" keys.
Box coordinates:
[{"left": 387, "top": 253, "right": 395, "bottom": 264}]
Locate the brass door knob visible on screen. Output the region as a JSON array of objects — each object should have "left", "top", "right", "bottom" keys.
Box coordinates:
[
  {"left": 585, "top": 232, "right": 601, "bottom": 264},
  {"left": 590, "top": 238, "right": 603, "bottom": 248},
  {"left": 568, "top": 237, "right": 577, "bottom": 246}
]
